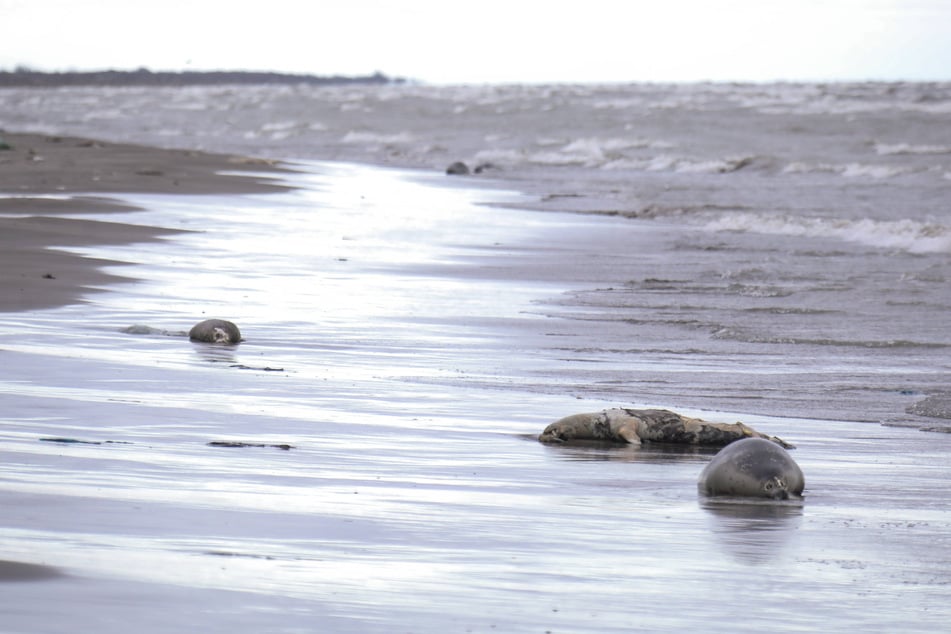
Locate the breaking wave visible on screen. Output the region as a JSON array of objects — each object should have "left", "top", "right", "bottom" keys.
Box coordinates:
[
  {"left": 472, "top": 137, "right": 754, "bottom": 174},
  {"left": 704, "top": 212, "right": 951, "bottom": 254},
  {"left": 711, "top": 327, "right": 945, "bottom": 349},
  {"left": 782, "top": 161, "right": 916, "bottom": 179},
  {"left": 341, "top": 130, "right": 415, "bottom": 145},
  {"left": 874, "top": 142, "right": 951, "bottom": 156}
]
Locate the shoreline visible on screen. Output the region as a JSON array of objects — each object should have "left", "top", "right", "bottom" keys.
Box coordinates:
[
  {"left": 0, "top": 131, "right": 292, "bottom": 312},
  {"left": 2, "top": 128, "right": 947, "bottom": 430}
]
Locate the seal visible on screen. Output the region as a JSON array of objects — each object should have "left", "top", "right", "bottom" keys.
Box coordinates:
[
  {"left": 189, "top": 318, "right": 242, "bottom": 344},
  {"left": 698, "top": 437, "right": 804, "bottom": 499},
  {"left": 538, "top": 408, "right": 793, "bottom": 448},
  {"left": 445, "top": 161, "right": 470, "bottom": 175}
]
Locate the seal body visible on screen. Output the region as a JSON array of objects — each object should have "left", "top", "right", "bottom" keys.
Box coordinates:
[
  {"left": 189, "top": 319, "right": 242, "bottom": 344},
  {"left": 698, "top": 437, "right": 804, "bottom": 499},
  {"left": 445, "top": 161, "right": 470, "bottom": 175},
  {"left": 538, "top": 408, "right": 793, "bottom": 448}
]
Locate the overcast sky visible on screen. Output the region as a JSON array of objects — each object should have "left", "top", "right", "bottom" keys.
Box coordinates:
[{"left": 2, "top": 0, "right": 949, "bottom": 83}]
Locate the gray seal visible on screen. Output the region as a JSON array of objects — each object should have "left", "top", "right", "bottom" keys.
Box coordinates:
[
  {"left": 539, "top": 408, "right": 793, "bottom": 448},
  {"left": 189, "top": 319, "right": 242, "bottom": 344},
  {"left": 698, "top": 437, "right": 804, "bottom": 499}
]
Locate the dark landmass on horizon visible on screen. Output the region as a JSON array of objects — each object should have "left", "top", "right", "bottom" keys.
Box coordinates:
[{"left": 0, "top": 67, "right": 405, "bottom": 87}]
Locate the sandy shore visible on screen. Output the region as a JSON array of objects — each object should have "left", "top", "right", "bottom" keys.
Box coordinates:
[{"left": 0, "top": 131, "right": 291, "bottom": 311}]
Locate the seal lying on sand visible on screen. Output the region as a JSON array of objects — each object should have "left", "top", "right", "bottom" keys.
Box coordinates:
[
  {"left": 538, "top": 408, "right": 793, "bottom": 448},
  {"left": 189, "top": 319, "right": 242, "bottom": 344},
  {"left": 698, "top": 437, "right": 804, "bottom": 499}
]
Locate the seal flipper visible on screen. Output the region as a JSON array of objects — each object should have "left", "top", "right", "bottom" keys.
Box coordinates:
[
  {"left": 603, "top": 409, "right": 645, "bottom": 444},
  {"left": 736, "top": 422, "right": 795, "bottom": 449},
  {"left": 613, "top": 423, "right": 643, "bottom": 445}
]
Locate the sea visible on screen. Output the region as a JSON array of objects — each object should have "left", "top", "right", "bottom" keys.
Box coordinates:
[{"left": 0, "top": 81, "right": 950, "bottom": 632}]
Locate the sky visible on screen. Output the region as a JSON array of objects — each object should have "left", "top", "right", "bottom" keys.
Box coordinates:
[{"left": 2, "top": 0, "right": 950, "bottom": 84}]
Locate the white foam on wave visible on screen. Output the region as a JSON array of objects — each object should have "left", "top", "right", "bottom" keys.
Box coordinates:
[
  {"left": 530, "top": 137, "right": 676, "bottom": 167},
  {"left": 247, "top": 120, "right": 327, "bottom": 141},
  {"left": 603, "top": 154, "right": 753, "bottom": 174},
  {"left": 874, "top": 142, "right": 951, "bottom": 156},
  {"left": 471, "top": 137, "right": 667, "bottom": 168},
  {"left": 341, "top": 131, "right": 414, "bottom": 145},
  {"left": 783, "top": 161, "right": 914, "bottom": 179},
  {"left": 705, "top": 212, "right": 951, "bottom": 254},
  {"left": 472, "top": 136, "right": 755, "bottom": 175},
  {"left": 737, "top": 83, "right": 951, "bottom": 117},
  {"left": 471, "top": 148, "right": 524, "bottom": 165}
]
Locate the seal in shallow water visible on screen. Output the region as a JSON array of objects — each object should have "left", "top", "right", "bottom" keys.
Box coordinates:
[
  {"left": 538, "top": 408, "right": 793, "bottom": 448},
  {"left": 698, "top": 437, "right": 804, "bottom": 499},
  {"left": 189, "top": 319, "right": 242, "bottom": 344}
]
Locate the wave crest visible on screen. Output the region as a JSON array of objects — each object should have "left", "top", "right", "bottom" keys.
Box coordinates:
[{"left": 704, "top": 212, "right": 951, "bottom": 254}]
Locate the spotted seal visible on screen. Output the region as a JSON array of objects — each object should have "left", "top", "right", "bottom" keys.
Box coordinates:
[
  {"left": 698, "top": 437, "right": 804, "bottom": 499},
  {"left": 189, "top": 319, "right": 242, "bottom": 344},
  {"left": 538, "top": 408, "right": 793, "bottom": 448}
]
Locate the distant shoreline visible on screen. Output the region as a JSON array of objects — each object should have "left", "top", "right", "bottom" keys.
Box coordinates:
[{"left": 0, "top": 68, "right": 404, "bottom": 87}]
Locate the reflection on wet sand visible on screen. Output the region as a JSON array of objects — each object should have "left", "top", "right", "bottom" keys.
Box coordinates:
[
  {"left": 2, "top": 161, "right": 949, "bottom": 633},
  {"left": 701, "top": 499, "right": 804, "bottom": 565},
  {"left": 190, "top": 341, "right": 241, "bottom": 366},
  {"left": 539, "top": 439, "right": 720, "bottom": 463}
]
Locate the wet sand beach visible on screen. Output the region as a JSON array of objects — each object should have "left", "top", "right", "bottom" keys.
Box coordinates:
[
  {"left": 1, "top": 120, "right": 950, "bottom": 633},
  {"left": 0, "top": 132, "right": 289, "bottom": 311}
]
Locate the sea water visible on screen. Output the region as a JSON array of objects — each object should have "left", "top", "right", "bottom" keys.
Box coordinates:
[{"left": 0, "top": 83, "right": 950, "bottom": 631}]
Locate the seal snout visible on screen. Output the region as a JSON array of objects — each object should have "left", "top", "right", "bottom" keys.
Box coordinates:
[{"left": 765, "top": 476, "right": 790, "bottom": 500}]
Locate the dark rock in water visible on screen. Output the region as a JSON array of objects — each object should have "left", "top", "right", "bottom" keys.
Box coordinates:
[
  {"left": 473, "top": 162, "right": 497, "bottom": 174},
  {"left": 229, "top": 364, "right": 285, "bottom": 372},
  {"left": 208, "top": 441, "right": 294, "bottom": 450},
  {"left": 39, "top": 437, "right": 132, "bottom": 445},
  {"left": 40, "top": 437, "right": 102, "bottom": 445},
  {"left": 189, "top": 318, "right": 242, "bottom": 344},
  {"left": 445, "top": 161, "right": 470, "bottom": 175}
]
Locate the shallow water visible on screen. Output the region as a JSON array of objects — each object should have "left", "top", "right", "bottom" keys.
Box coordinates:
[
  {"left": 1, "top": 163, "right": 950, "bottom": 632},
  {"left": 4, "top": 81, "right": 950, "bottom": 426}
]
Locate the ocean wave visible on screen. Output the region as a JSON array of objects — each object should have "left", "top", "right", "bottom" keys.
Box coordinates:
[
  {"left": 711, "top": 327, "right": 945, "bottom": 349},
  {"left": 704, "top": 212, "right": 951, "bottom": 254},
  {"left": 472, "top": 139, "right": 754, "bottom": 175},
  {"left": 603, "top": 154, "right": 755, "bottom": 174},
  {"left": 341, "top": 131, "right": 415, "bottom": 145},
  {"left": 471, "top": 148, "right": 525, "bottom": 166},
  {"left": 246, "top": 120, "right": 327, "bottom": 140},
  {"left": 473, "top": 136, "right": 677, "bottom": 169},
  {"left": 737, "top": 83, "right": 951, "bottom": 116},
  {"left": 782, "top": 161, "right": 916, "bottom": 179},
  {"left": 874, "top": 142, "right": 951, "bottom": 156}
]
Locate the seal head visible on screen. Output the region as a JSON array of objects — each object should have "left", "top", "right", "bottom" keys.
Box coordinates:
[
  {"left": 189, "top": 319, "right": 242, "bottom": 344},
  {"left": 698, "top": 437, "right": 804, "bottom": 499}
]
